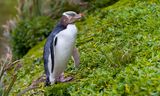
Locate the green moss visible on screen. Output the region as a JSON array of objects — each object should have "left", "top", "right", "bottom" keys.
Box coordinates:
[{"left": 10, "top": 0, "right": 160, "bottom": 95}]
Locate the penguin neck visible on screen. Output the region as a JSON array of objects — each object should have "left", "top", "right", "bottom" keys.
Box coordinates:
[
  {"left": 51, "top": 22, "right": 67, "bottom": 36},
  {"left": 56, "top": 22, "right": 67, "bottom": 29},
  {"left": 67, "top": 24, "right": 76, "bottom": 28},
  {"left": 53, "top": 22, "right": 76, "bottom": 34}
]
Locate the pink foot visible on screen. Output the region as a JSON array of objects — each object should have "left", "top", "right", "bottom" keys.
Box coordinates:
[
  {"left": 60, "top": 76, "right": 73, "bottom": 82},
  {"left": 56, "top": 73, "right": 73, "bottom": 83}
]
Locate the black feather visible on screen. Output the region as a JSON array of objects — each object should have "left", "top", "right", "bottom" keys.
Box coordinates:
[{"left": 54, "top": 37, "right": 58, "bottom": 46}]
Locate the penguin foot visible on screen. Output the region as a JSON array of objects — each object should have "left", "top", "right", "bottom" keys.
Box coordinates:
[
  {"left": 56, "top": 73, "right": 73, "bottom": 82},
  {"left": 60, "top": 76, "right": 73, "bottom": 82}
]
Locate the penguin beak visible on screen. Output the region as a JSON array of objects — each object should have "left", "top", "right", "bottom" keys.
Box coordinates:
[{"left": 74, "top": 13, "right": 84, "bottom": 20}]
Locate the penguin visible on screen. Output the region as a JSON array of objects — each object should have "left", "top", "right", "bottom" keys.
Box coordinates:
[{"left": 43, "top": 11, "right": 82, "bottom": 86}]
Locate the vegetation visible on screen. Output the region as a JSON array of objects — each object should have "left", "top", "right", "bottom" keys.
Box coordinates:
[
  {"left": 6, "top": 0, "right": 160, "bottom": 95},
  {"left": 12, "top": 16, "right": 55, "bottom": 59},
  {"left": 0, "top": 57, "right": 21, "bottom": 96}
]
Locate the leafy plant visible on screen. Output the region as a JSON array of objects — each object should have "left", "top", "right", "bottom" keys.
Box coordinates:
[{"left": 12, "top": 16, "right": 55, "bottom": 59}]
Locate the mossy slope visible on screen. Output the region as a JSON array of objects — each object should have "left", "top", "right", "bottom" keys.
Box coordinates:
[{"left": 11, "top": 0, "right": 160, "bottom": 95}]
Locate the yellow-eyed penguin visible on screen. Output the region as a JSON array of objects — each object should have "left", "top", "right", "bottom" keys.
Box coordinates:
[{"left": 43, "top": 11, "right": 83, "bottom": 86}]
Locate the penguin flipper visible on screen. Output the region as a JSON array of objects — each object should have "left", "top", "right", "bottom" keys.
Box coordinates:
[{"left": 72, "top": 47, "right": 80, "bottom": 68}]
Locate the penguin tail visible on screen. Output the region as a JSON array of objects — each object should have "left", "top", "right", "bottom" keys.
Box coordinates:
[
  {"left": 45, "top": 81, "right": 51, "bottom": 86},
  {"left": 45, "top": 76, "right": 51, "bottom": 86}
]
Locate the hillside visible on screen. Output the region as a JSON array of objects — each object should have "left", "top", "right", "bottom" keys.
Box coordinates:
[{"left": 10, "top": 0, "right": 160, "bottom": 95}]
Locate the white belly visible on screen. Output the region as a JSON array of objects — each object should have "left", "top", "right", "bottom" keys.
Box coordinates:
[{"left": 52, "top": 24, "right": 77, "bottom": 78}]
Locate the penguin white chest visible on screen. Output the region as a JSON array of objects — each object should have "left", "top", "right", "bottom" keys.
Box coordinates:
[{"left": 53, "top": 24, "right": 77, "bottom": 76}]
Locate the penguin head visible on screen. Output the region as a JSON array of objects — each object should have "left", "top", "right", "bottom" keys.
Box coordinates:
[{"left": 61, "top": 11, "right": 83, "bottom": 26}]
